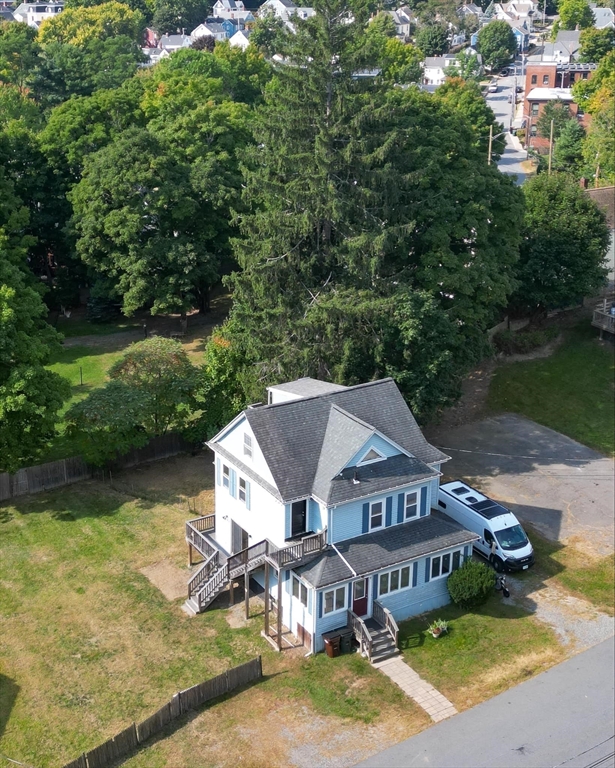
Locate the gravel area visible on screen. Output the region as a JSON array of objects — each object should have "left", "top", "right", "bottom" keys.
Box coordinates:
[{"left": 506, "top": 575, "right": 614, "bottom": 650}]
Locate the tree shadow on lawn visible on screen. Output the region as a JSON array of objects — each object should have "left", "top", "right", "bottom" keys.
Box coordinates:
[
  {"left": 0, "top": 479, "right": 157, "bottom": 523},
  {"left": 0, "top": 674, "right": 19, "bottom": 740}
]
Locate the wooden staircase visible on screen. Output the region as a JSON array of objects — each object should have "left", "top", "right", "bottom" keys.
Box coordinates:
[
  {"left": 183, "top": 517, "right": 327, "bottom": 615},
  {"left": 348, "top": 601, "right": 400, "bottom": 663}
]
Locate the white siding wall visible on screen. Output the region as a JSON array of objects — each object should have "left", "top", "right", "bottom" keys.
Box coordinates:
[
  {"left": 429, "top": 463, "right": 441, "bottom": 507},
  {"left": 213, "top": 453, "right": 286, "bottom": 548},
  {"left": 281, "top": 571, "right": 315, "bottom": 646},
  {"left": 330, "top": 481, "right": 432, "bottom": 543},
  {"left": 216, "top": 416, "right": 277, "bottom": 488}
]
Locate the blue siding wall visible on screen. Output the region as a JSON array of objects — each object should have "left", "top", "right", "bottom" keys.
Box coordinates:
[
  {"left": 331, "top": 481, "right": 432, "bottom": 543},
  {"left": 308, "top": 499, "right": 323, "bottom": 532},
  {"left": 378, "top": 577, "right": 450, "bottom": 621},
  {"left": 313, "top": 582, "right": 351, "bottom": 652},
  {"left": 344, "top": 434, "right": 402, "bottom": 469}
]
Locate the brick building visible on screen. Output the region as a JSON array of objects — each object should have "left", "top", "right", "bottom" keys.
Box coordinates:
[{"left": 523, "top": 62, "right": 596, "bottom": 152}]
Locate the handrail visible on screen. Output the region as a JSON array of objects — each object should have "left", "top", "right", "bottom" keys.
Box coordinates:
[
  {"left": 347, "top": 609, "right": 373, "bottom": 659},
  {"left": 197, "top": 563, "right": 229, "bottom": 611},
  {"left": 592, "top": 309, "right": 615, "bottom": 332},
  {"left": 373, "top": 600, "right": 399, "bottom": 649},
  {"left": 186, "top": 521, "right": 217, "bottom": 559},
  {"left": 269, "top": 529, "right": 328, "bottom": 569},
  {"left": 228, "top": 538, "right": 269, "bottom": 575},
  {"left": 187, "top": 551, "right": 218, "bottom": 597}
]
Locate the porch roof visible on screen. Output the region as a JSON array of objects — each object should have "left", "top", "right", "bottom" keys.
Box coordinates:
[{"left": 295, "top": 512, "right": 478, "bottom": 589}]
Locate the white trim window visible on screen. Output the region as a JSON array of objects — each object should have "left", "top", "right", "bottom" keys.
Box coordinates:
[
  {"left": 238, "top": 477, "right": 246, "bottom": 503},
  {"left": 222, "top": 464, "right": 230, "bottom": 489},
  {"left": 431, "top": 552, "right": 454, "bottom": 580},
  {"left": 323, "top": 586, "right": 346, "bottom": 614},
  {"left": 379, "top": 565, "right": 411, "bottom": 596},
  {"left": 405, "top": 491, "right": 418, "bottom": 519},
  {"left": 292, "top": 575, "right": 308, "bottom": 607},
  {"left": 243, "top": 432, "right": 252, "bottom": 459},
  {"left": 370, "top": 500, "right": 384, "bottom": 531}
]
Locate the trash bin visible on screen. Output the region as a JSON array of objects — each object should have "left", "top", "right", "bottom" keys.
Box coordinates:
[
  {"left": 324, "top": 636, "right": 341, "bottom": 658},
  {"left": 341, "top": 633, "right": 353, "bottom": 654}
]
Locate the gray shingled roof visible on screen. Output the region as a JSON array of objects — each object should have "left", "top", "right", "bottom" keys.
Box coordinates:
[
  {"left": 268, "top": 377, "right": 347, "bottom": 398},
  {"left": 295, "top": 513, "right": 478, "bottom": 588},
  {"left": 212, "top": 378, "right": 448, "bottom": 504},
  {"left": 326, "top": 454, "right": 439, "bottom": 505}
]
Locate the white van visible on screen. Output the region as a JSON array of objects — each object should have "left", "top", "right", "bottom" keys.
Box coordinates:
[{"left": 437, "top": 481, "right": 534, "bottom": 573}]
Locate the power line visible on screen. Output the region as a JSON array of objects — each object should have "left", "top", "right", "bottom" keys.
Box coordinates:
[{"left": 435, "top": 445, "right": 613, "bottom": 465}]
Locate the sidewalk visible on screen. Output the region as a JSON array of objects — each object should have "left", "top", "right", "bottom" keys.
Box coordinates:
[{"left": 373, "top": 655, "right": 457, "bottom": 723}]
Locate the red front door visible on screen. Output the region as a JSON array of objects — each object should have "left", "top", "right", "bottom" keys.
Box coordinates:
[{"left": 352, "top": 578, "right": 368, "bottom": 617}]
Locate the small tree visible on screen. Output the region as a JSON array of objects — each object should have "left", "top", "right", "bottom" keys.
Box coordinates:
[
  {"left": 191, "top": 35, "right": 215, "bottom": 52},
  {"left": 552, "top": 119, "right": 585, "bottom": 173},
  {"left": 447, "top": 559, "right": 495, "bottom": 608},
  {"left": 108, "top": 337, "right": 200, "bottom": 436},
  {"left": 415, "top": 24, "right": 449, "bottom": 56},
  {"left": 477, "top": 21, "right": 517, "bottom": 71},
  {"left": 558, "top": 0, "right": 594, "bottom": 30},
  {"left": 444, "top": 50, "right": 482, "bottom": 81},
  {"left": 536, "top": 100, "right": 573, "bottom": 141},
  {"left": 579, "top": 27, "right": 615, "bottom": 64}
]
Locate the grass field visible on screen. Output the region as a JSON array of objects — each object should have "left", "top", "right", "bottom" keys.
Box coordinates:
[
  {"left": 0, "top": 462, "right": 423, "bottom": 768},
  {"left": 488, "top": 322, "right": 615, "bottom": 456},
  {"left": 399, "top": 596, "right": 564, "bottom": 712},
  {"left": 54, "top": 316, "right": 141, "bottom": 338}
]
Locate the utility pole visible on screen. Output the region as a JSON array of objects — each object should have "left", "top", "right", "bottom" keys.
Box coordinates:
[
  {"left": 547, "top": 118, "right": 554, "bottom": 175},
  {"left": 488, "top": 123, "right": 493, "bottom": 165}
]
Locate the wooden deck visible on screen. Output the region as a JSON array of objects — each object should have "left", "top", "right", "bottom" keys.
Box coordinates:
[{"left": 592, "top": 308, "right": 615, "bottom": 337}]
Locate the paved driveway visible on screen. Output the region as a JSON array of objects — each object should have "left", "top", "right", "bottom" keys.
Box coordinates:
[{"left": 426, "top": 414, "right": 615, "bottom": 554}]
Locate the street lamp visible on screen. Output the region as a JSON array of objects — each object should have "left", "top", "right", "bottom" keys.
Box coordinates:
[{"left": 487, "top": 125, "right": 509, "bottom": 164}]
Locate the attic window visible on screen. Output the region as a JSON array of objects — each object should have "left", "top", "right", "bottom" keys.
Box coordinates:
[
  {"left": 243, "top": 433, "right": 252, "bottom": 459},
  {"left": 357, "top": 447, "right": 385, "bottom": 466}
]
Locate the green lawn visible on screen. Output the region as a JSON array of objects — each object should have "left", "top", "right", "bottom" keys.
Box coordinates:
[
  {"left": 489, "top": 322, "right": 615, "bottom": 456},
  {"left": 0, "top": 481, "right": 418, "bottom": 768},
  {"left": 54, "top": 316, "right": 141, "bottom": 338},
  {"left": 399, "top": 596, "right": 564, "bottom": 710}
]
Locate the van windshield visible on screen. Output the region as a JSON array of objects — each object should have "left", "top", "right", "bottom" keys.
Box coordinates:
[{"left": 495, "top": 524, "right": 529, "bottom": 551}]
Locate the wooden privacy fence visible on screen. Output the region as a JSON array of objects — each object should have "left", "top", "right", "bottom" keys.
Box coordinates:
[
  {"left": 63, "top": 656, "right": 262, "bottom": 768},
  {"left": 0, "top": 433, "right": 194, "bottom": 503}
]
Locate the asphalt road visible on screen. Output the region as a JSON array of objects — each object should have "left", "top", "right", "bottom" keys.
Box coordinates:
[
  {"left": 356, "top": 635, "right": 615, "bottom": 768},
  {"left": 427, "top": 414, "right": 615, "bottom": 553},
  {"left": 485, "top": 63, "right": 528, "bottom": 185}
]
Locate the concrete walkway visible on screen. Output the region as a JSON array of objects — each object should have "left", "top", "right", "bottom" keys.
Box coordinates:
[{"left": 373, "top": 655, "right": 457, "bottom": 722}]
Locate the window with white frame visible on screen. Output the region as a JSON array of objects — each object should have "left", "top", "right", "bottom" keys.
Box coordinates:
[
  {"left": 431, "top": 551, "right": 461, "bottom": 580},
  {"left": 238, "top": 477, "right": 246, "bottom": 503},
  {"left": 222, "top": 464, "right": 230, "bottom": 488},
  {"left": 243, "top": 432, "right": 252, "bottom": 459},
  {"left": 405, "top": 491, "right": 418, "bottom": 519},
  {"left": 292, "top": 575, "right": 308, "bottom": 607},
  {"left": 379, "top": 565, "right": 411, "bottom": 595},
  {"left": 323, "top": 586, "right": 346, "bottom": 614},
  {"left": 358, "top": 447, "right": 385, "bottom": 465},
  {"left": 370, "top": 500, "right": 383, "bottom": 530}
]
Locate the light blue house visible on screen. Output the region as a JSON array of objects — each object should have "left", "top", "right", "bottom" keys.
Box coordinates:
[{"left": 184, "top": 378, "right": 477, "bottom": 660}]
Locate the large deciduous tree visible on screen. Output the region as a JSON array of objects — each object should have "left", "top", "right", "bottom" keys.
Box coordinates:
[
  {"left": 579, "top": 27, "right": 615, "bottom": 64},
  {"left": 477, "top": 21, "right": 517, "bottom": 71},
  {"left": 536, "top": 99, "right": 574, "bottom": 141},
  {"left": 558, "top": 0, "right": 594, "bottom": 30},
  {"left": 415, "top": 23, "right": 449, "bottom": 56},
  {"left": 511, "top": 174, "right": 609, "bottom": 315},
  {"left": 37, "top": 1, "right": 144, "bottom": 45}
]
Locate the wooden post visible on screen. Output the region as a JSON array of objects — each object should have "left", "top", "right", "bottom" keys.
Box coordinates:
[
  {"left": 229, "top": 576, "right": 234, "bottom": 607},
  {"left": 487, "top": 123, "right": 493, "bottom": 165},
  {"left": 264, "top": 561, "right": 270, "bottom": 636},
  {"left": 188, "top": 543, "right": 193, "bottom": 566},
  {"left": 277, "top": 569, "right": 283, "bottom": 652},
  {"left": 548, "top": 118, "right": 554, "bottom": 175},
  {"left": 245, "top": 570, "right": 250, "bottom": 620}
]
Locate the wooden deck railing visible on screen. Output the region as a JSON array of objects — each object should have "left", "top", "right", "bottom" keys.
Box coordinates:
[
  {"left": 188, "top": 551, "right": 218, "bottom": 598},
  {"left": 348, "top": 609, "right": 372, "bottom": 658},
  {"left": 188, "top": 514, "right": 215, "bottom": 533},
  {"left": 269, "top": 530, "right": 327, "bottom": 568},
  {"left": 228, "top": 539, "right": 269, "bottom": 575},
  {"left": 196, "top": 563, "right": 229, "bottom": 611},
  {"left": 186, "top": 520, "right": 218, "bottom": 559},
  {"left": 373, "top": 600, "right": 399, "bottom": 648},
  {"left": 592, "top": 309, "right": 615, "bottom": 335}
]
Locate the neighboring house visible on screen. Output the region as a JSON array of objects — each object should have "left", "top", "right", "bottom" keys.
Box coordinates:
[
  {"left": 422, "top": 54, "right": 457, "bottom": 85},
  {"left": 528, "top": 30, "right": 581, "bottom": 64},
  {"left": 158, "top": 33, "right": 192, "bottom": 51},
  {"left": 471, "top": 16, "right": 530, "bottom": 51},
  {"left": 0, "top": 6, "right": 14, "bottom": 20},
  {"left": 386, "top": 6, "right": 416, "bottom": 38},
  {"left": 191, "top": 21, "right": 229, "bottom": 41},
  {"left": 457, "top": 2, "right": 484, "bottom": 20},
  {"left": 141, "top": 47, "right": 170, "bottom": 65},
  {"left": 185, "top": 377, "right": 477, "bottom": 659},
  {"left": 259, "top": 0, "right": 315, "bottom": 23},
  {"left": 212, "top": 0, "right": 245, "bottom": 15},
  {"left": 144, "top": 27, "right": 160, "bottom": 48},
  {"left": 590, "top": 3, "right": 614, "bottom": 29},
  {"left": 229, "top": 27, "right": 252, "bottom": 49},
  {"left": 12, "top": 0, "right": 63, "bottom": 27}
]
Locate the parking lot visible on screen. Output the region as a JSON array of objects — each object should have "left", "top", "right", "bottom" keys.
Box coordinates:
[{"left": 427, "top": 414, "right": 615, "bottom": 555}]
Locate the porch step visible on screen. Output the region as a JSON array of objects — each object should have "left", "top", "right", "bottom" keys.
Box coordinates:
[
  {"left": 182, "top": 597, "right": 199, "bottom": 615},
  {"left": 370, "top": 646, "right": 400, "bottom": 664}
]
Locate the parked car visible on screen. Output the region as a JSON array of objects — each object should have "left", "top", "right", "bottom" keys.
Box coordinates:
[
  {"left": 488, "top": 81, "right": 498, "bottom": 93},
  {"left": 499, "top": 68, "right": 509, "bottom": 76},
  {"left": 516, "top": 85, "right": 523, "bottom": 93},
  {"left": 438, "top": 481, "right": 534, "bottom": 573}
]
